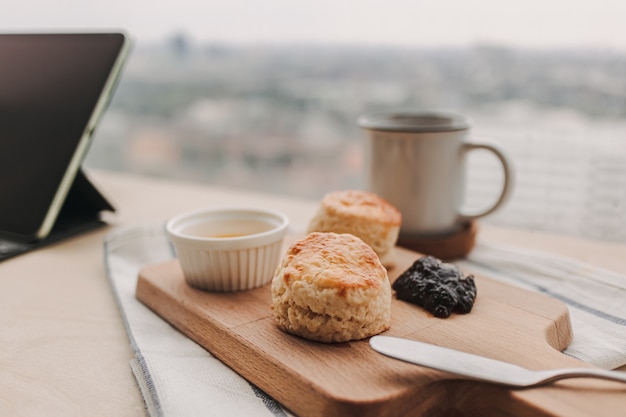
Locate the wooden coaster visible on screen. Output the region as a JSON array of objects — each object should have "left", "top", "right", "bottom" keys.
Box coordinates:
[{"left": 396, "top": 220, "right": 478, "bottom": 260}]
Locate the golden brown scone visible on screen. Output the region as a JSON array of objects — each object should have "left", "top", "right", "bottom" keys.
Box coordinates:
[
  {"left": 271, "top": 232, "right": 392, "bottom": 343},
  {"left": 307, "top": 190, "right": 401, "bottom": 268}
]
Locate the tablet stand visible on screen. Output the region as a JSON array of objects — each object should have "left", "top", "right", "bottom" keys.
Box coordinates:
[
  {"left": 0, "top": 169, "right": 114, "bottom": 261},
  {"left": 50, "top": 168, "right": 115, "bottom": 236}
]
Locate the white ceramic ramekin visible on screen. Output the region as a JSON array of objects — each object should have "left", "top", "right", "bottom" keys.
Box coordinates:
[{"left": 165, "top": 207, "right": 289, "bottom": 291}]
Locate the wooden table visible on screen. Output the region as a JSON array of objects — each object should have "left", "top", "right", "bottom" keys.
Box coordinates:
[{"left": 1, "top": 170, "right": 625, "bottom": 417}]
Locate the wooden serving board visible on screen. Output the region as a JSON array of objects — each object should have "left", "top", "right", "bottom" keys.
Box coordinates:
[{"left": 136, "top": 241, "right": 626, "bottom": 417}]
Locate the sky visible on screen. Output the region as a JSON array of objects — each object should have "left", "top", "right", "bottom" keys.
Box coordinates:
[{"left": 3, "top": 0, "right": 626, "bottom": 50}]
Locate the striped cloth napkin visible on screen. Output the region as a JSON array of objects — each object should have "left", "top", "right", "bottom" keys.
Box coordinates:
[
  {"left": 104, "top": 224, "right": 294, "bottom": 417},
  {"left": 104, "top": 224, "right": 626, "bottom": 417}
]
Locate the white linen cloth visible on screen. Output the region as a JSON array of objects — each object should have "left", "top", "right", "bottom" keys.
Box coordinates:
[
  {"left": 104, "top": 224, "right": 626, "bottom": 417},
  {"left": 104, "top": 224, "right": 295, "bottom": 417}
]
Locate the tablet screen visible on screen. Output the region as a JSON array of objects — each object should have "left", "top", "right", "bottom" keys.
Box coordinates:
[{"left": 0, "top": 33, "right": 129, "bottom": 241}]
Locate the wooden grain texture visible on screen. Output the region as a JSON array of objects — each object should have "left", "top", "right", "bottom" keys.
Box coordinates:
[{"left": 136, "top": 244, "right": 626, "bottom": 417}]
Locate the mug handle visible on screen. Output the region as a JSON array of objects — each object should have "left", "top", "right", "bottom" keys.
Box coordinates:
[{"left": 459, "top": 138, "right": 515, "bottom": 221}]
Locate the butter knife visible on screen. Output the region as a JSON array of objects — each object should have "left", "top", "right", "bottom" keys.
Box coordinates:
[{"left": 369, "top": 335, "right": 626, "bottom": 388}]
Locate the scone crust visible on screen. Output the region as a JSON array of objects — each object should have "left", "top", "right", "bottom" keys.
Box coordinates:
[
  {"left": 317, "top": 190, "right": 401, "bottom": 226},
  {"left": 307, "top": 190, "right": 401, "bottom": 268},
  {"left": 271, "top": 232, "right": 392, "bottom": 343}
]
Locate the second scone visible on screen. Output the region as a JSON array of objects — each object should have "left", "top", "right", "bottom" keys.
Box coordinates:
[
  {"left": 271, "top": 232, "right": 392, "bottom": 343},
  {"left": 307, "top": 190, "right": 401, "bottom": 268}
]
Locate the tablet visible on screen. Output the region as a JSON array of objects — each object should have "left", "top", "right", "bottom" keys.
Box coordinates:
[{"left": 0, "top": 32, "right": 130, "bottom": 243}]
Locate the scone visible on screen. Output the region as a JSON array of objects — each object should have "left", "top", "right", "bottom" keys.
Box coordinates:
[
  {"left": 271, "top": 232, "right": 392, "bottom": 343},
  {"left": 307, "top": 190, "right": 401, "bottom": 268}
]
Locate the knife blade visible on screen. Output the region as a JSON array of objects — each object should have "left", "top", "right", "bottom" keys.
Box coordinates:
[{"left": 369, "top": 335, "right": 534, "bottom": 386}]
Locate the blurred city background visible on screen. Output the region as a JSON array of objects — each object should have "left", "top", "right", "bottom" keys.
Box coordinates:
[{"left": 5, "top": 1, "right": 626, "bottom": 242}]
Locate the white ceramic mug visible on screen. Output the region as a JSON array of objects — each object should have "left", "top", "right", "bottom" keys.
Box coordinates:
[{"left": 359, "top": 110, "right": 514, "bottom": 236}]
